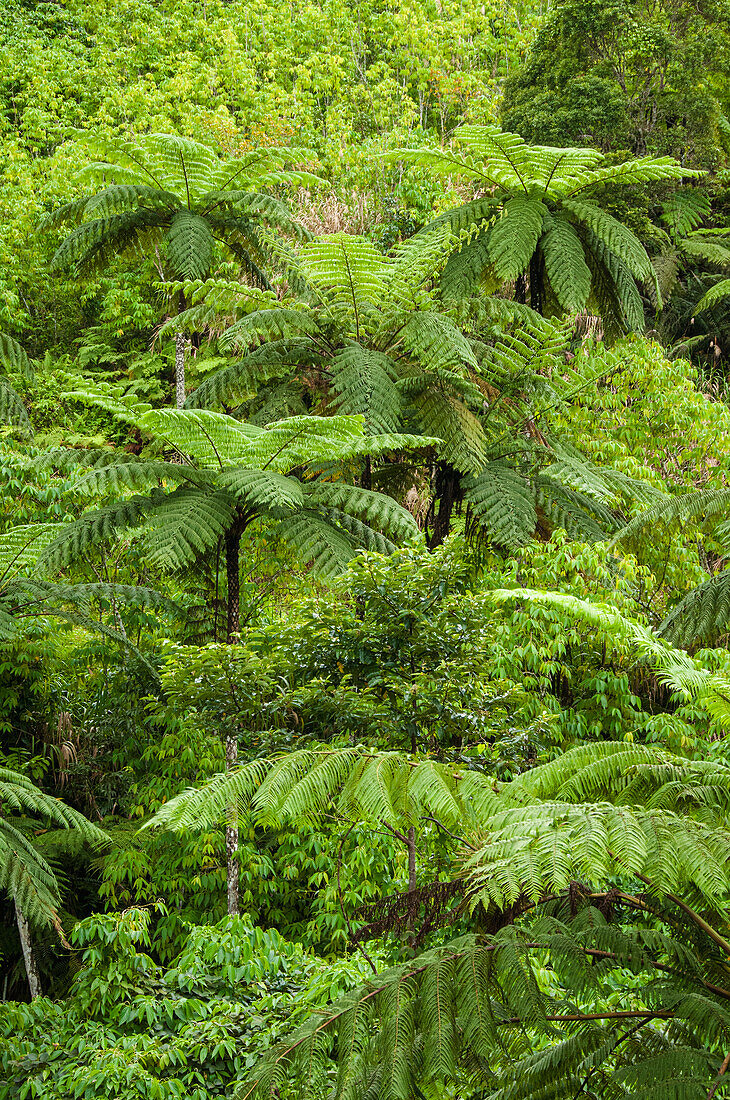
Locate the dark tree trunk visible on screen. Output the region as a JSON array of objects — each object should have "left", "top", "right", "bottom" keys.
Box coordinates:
[
  {"left": 362, "top": 455, "right": 372, "bottom": 491},
  {"left": 406, "top": 826, "right": 417, "bottom": 932},
  {"left": 427, "top": 463, "right": 461, "bottom": 549},
  {"left": 529, "top": 250, "right": 544, "bottom": 315},
  {"left": 225, "top": 526, "right": 241, "bottom": 642},
  {"left": 515, "top": 272, "right": 527, "bottom": 304}
]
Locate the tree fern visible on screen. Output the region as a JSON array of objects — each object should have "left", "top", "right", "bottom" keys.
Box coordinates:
[
  {"left": 463, "top": 462, "right": 538, "bottom": 548},
  {"left": 0, "top": 332, "right": 33, "bottom": 433},
  {"left": 488, "top": 196, "right": 547, "bottom": 280},
  {"left": 161, "top": 728, "right": 730, "bottom": 1100},
  {"left": 39, "top": 405, "right": 424, "bottom": 640},
  {"left": 386, "top": 126, "right": 694, "bottom": 323},
  {"left": 541, "top": 212, "right": 593, "bottom": 312},
  {"left": 613, "top": 487, "right": 730, "bottom": 646},
  {"left": 329, "top": 345, "right": 401, "bottom": 434},
  {"left": 46, "top": 132, "right": 315, "bottom": 405},
  {"left": 0, "top": 767, "right": 106, "bottom": 929},
  {"left": 696, "top": 279, "right": 730, "bottom": 313}
]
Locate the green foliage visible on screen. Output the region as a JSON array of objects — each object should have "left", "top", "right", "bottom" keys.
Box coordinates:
[
  {"left": 0, "top": 906, "right": 376, "bottom": 1100},
  {"left": 501, "top": 0, "right": 730, "bottom": 163},
  {"left": 3, "top": 2, "right": 730, "bottom": 1097}
]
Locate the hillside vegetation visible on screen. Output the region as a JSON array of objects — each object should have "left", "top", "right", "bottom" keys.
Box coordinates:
[{"left": 4, "top": 2, "right": 730, "bottom": 1099}]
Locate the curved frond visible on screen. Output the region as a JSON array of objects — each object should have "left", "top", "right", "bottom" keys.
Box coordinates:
[
  {"left": 696, "top": 279, "right": 730, "bottom": 313},
  {"left": 303, "top": 482, "right": 421, "bottom": 544},
  {"left": 563, "top": 199, "right": 654, "bottom": 283},
  {"left": 487, "top": 197, "right": 546, "bottom": 280},
  {"left": 0, "top": 332, "right": 33, "bottom": 381},
  {"left": 145, "top": 487, "right": 236, "bottom": 569},
  {"left": 660, "top": 571, "right": 730, "bottom": 647},
  {"left": 463, "top": 463, "right": 537, "bottom": 548},
  {"left": 330, "top": 344, "right": 401, "bottom": 433},
  {"left": 541, "top": 214, "right": 591, "bottom": 311},
  {"left": 167, "top": 209, "right": 214, "bottom": 280}
]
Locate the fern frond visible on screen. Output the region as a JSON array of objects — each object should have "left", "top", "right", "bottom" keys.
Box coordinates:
[
  {"left": 329, "top": 345, "right": 401, "bottom": 434},
  {"left": 681, "top": 236, "right": 730, "bottom": 269},
  {"left": 302, "top": 483, "right": 420, "bottom": 544},
  {"left": 491, "top": 588, "right": 730, "bottom": 728},
  {"left": 219, "top": 307, "right": 318, "bottom": 352},
  {"left": 80, "top": 183, "right": 177, "bottom": 217},
  {"left": 0, "top": 524, "right": 64, "bottom": 581},
  {"left": 0, "top": 768, "right": 106, "bottom": 927},
  {"left": 662, "top": 191, "right": 712, "bottom": 237},
  {"left": 72, "top": 458, "right": 204, "bottom": 497},
  {"left": 186, "top": 339, "right": 317, "bottom": 409},
  {"left": 166, "top": 209, "right": 214, "bottom": 280},
  {"left": 0, "top": 818, "right": 61, "bottom": 927},
  {"left": 409, "top": 386, "right": 486, "bottom": 474},
  {"left": 463, "top": 463, "right": 537, "bottom": 548},
  {"left": 385, "top": 224, "right": 456, "bottom": 310},
  {"left": 0, "top": 377, "right": 31, "bottom": 432},
  {"left": 614, "top": 488, "right": 730, "bottom": 545},
  {"left": 270, "top": 511, "right": 357, "bottom": 576},
  {"left": 217, "top": 467, "right": 305, "bottom": 511},
  {"left": 399, "top": 312, "right": 478, "bottom": 373},
  {"left": 563, "top": 200, "right": 654, "bottom": 284},
  {"left": 537, "top": 476, "right": 615, "bottom": 541},
  {"left": 0, "top": 332, "right": 33, "bottom": 381},
  {"left": 50, "top": 209, "right": 164, "bottom": 270},
  {"left": 488, "top": 197, "right": 546, "bottom": 279},
  {"left": 138, "top": 408, "right": 261, "bottom": 466},
  {"left": 39, "top": 497, "right": 153, "bottom": 570},
  {"left": 567, "top": 157, "right": 700, "bottom": 195},
  {"left": 541, "top": 214, "right": 592, "bottom": 311},
  {"left": 696, "top": 280, "right": 730, "bottom": 313},
  {"left": 297, "top": 235, "right": 392, "bottom": 331},
  {"left": 144, "top": 487, "right": 236, "bottom": 569},
  {"left": 659, "top": 572, "right": 730, "bottom": 647}
]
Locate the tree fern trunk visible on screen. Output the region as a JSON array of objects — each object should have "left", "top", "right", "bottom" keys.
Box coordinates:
[
  {"left": 515, "top": 273, "right": 527, "bottom": 304},
  {"left": 15, "top": 903, "right": 41, "bottom": 999},
  {"left": 529, "top": 251, "right": 544, "bottom": 315},
  {"left": 174, "top": 289, "right": 188, "bottom": 410},
  {"left": 406, "top": 826, "right": 417, "bottom": 931},
  {"left": 428, "top": 463, "right": 460, "bottom": 549},
  {"left": 225, "top": 528, "right": 241, "bottom": 642},
  {"left": 174, "top": 334, "right": 186, "bottom": 410}
]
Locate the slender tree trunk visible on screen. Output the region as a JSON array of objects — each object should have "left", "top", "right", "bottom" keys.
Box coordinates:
[
  {"left": 223, "top": 520, "right": 244, "bottom": 915},
  {"left": 15, "top": 903, "right": 41, "bottom": 999},
  {"left": 225, "top": 527, "right": 241, "bottom": 642},
  {"left": 174, "top": 333, "right": 186, "bottom": 410}
]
